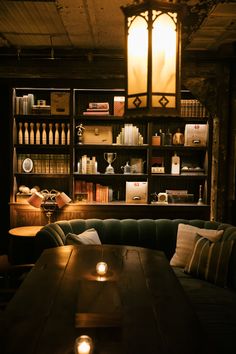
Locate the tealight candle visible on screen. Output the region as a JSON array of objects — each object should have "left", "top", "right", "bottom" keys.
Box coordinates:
[
  {"left": 96, "top": 261, "right": 108, "bottom": 276},
  {"left": 74, "top": 335, "right": 93, "bottom": 354}
]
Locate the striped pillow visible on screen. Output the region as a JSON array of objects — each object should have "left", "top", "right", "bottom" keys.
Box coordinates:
[
  {"left": 184, "top": 235, "right": 234, "bottom": 287},
  {"left": 170, "top": 223, "right": 224, "bottom": 267}
]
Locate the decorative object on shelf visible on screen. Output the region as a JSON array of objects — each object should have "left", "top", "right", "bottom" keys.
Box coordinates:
[
  {"left": 30, "top": 122, "right": 34, "bottom": 144},
  {"left": 157, "top": 192, "right": 168, "bottom": 204},
  {"left": 151, "top": 157, "right": 165, "bottom": 174},
  {"left": 22, "top": 158, "right": 34, "bottom": 173},
  {"left": 76, "top": 123, "right": 85, "bottom": 144},
  {"left": 171, "top": 153, "right": 180, "bottom": 175},
  {"left": 126, "top": 181, "right": 148, "bottom": 204},
  {"left": 197, "top": 184, "right": 204, "bottom": 205},
  {"left": 42, "top": 123, "right": 47, "bottom": 144},
  {"left": 24, "top": 122, "right": 29, "bottom": 144},
  {"left": 184, "top": 124, "right": 208, "bottom": 147},
  {"left": 49, "top": 123, "right": 53, "bottom": 144},
  {"left": 152, "top": 133, "right": 161, "bottom": 146},
  {"left": 114, "top": 96, "right": 125, "bottom": 116},
  {"left": 151, "top": 192, "right": 168, "bottom": 204},
  {"left": 50, "top": 91, "right": 70, "bottom": 115},
  {"left": 164, "top": 129, "right": 173, "bottom": 146},
  {"left": 121, "top": 0, "right": 182, "bottom": 116},
  {"left": 74, "top": 335, "right": 93, "bottom": 354},
  {"left": 104, "top": 152, "right": 117, "bottom": 174},
  {"left": 121, "top": 161, "right": 131, "bottom": 174},
  {"left": 173, "top": 127, "right": 184, "bottom": 145},
  {"left": 116, "top": 123, "right": 143, "bottom": 145},
  {"left": 130, "top": 158, "right": 144, "bottom": 174},
  {"left": 83, "top": 101, "right": 110, "bottom": 116},
  {"left": 67, "top": 123, "right": 70, "bottom": 144},
  {"left": 61, "top": 123, "right": 66, "bottom": 144},
  {"left": 28, "top": 189, "right": 71, "bottom": 224},
  {"left": 55, "top": 122, "right": 59, "bottom": 144},
  {"left": 83, "top": 125, "right": 112, "bottom": 145},
  {"left": 36, "top": 122, "right": 40, "bottom": 144},
  {"left": 78, "top": 155, "right": 98, "bottom": 174},
  {"left": 18, "top": 122, "right": 23, "bottom": 144}
]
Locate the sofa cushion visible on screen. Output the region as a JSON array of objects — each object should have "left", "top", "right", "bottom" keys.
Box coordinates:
[
  {"left": 65, "top": 228, "right": 101, "bottom": 245},
  {"left": 184, "top": 235, "right": 234, "bottom": 287},
  {"left": 170, "top": 223, "right": 224, "bottom": 267}
]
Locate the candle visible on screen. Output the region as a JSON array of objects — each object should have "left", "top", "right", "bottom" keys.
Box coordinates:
[
  {"left": 96, "top": 261, "right": 108, "bottom": 276},
  {"left": 75, "top": 335, "right": 93, "bottom": 354}
]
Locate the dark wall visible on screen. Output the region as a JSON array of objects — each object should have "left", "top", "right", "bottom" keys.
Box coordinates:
[{"left": 0, "top": 81, "right": 11, "bottom": 252}]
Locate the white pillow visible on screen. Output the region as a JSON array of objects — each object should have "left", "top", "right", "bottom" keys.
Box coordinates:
[
  {"left": 170, "top": 223, "right": 224, "bottom": 267},
  {"left": 65, "top": 228, "right": 101, "bottom": 245}
]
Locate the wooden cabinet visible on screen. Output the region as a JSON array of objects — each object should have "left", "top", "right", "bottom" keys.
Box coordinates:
[{"left": 10, "top": 86, "right": 212, "bottom": 226}]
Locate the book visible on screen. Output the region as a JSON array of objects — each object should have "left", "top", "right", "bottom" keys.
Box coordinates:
[{"left": 88, "top": 102, "right": 109, "bottom": 110}]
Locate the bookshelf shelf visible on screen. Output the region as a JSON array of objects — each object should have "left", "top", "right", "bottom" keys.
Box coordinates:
[{"left": 10, "top": 86, "right": 212, "bottom": 224}]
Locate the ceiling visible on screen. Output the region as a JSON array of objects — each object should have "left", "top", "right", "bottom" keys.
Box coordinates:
[{"left": 0, "top": 0, "right": 235, "bottom": 58}]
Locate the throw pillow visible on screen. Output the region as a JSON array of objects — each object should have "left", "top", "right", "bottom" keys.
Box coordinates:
[
  {"left": 170, "top": 223, "right": 224, "bottom": 267},
  {"left": 65, "top": 228, "right": 101, "bottom": 245},
  {"left": 184, "top": 235, "right": 234, "bottom": 287}
]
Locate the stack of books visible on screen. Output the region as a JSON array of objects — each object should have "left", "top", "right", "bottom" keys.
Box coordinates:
[
  {"left": 166, "top": 189, "right": 194, "bottom": 203},
  {"left": 83, "top": 102, "right": 110, "bottom": 115}
]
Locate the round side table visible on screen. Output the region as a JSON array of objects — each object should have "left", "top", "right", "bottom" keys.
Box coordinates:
[{"left": 8, "top": 226, "right": 42, "bottom": 265}]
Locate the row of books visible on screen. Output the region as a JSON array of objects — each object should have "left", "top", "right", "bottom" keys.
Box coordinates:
[
  {"left": 180, "top": 99, "right": 209, "bottom": 117},
  {"left": 74, "top": 180, "right": 113, "bottom": 203},
  {"left": 17, "top": 154, "right": 70, "bottom": 174}
]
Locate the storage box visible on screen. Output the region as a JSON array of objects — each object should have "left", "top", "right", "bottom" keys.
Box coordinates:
[
  {"left": 50, "top": 92, "right": 70, "bottom": 115},
  {"left": 126, "top": 181, "right": 148, "bottom": 204},
  {"left": 184, "top": 124, "right": 208, "bottom": 146},
  {"left": 83, "top": 125, "right": 112, "bottom": 144},
  {"left": 114, "top": 96, "right": 125, "bottom": 116}
]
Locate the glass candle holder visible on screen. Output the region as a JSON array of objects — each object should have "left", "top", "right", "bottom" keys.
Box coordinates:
[
  {"left": 74, "top": 335, "right": 93, "bottom": 354},
  {"left": 96, "top": 261, "right": 108, "bottom": 276}
]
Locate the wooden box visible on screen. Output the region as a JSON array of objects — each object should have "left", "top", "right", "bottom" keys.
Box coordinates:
[
  {"left": 50, "top": 92, "right": 70, "bottom": 115},
  {"left": 83, "top": 125, "right": 113, "bottom": 144}
]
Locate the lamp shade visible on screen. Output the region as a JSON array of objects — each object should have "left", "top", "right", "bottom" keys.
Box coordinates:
[
  {"left": 28, "top": 191, "right": 44, "bottom": 208},
  {"left": 55, "top": 192, "right": 72, "bottom": 208},
  {"left": 121, "top": 0, "right": 182, "bottom": 117}
]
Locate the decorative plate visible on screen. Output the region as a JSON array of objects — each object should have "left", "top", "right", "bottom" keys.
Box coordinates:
[{"left": 22, "top": 158, "right": 33, "bottom": 173}]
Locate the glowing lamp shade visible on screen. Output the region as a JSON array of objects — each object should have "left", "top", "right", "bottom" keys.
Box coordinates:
[
  {"left": 121, "top": 0, "right": 182, "bottom": 116},
  {"left": 55, "top": 192, "right": 72, "bottom": 208},
  {"left": 28, "top": 189, "right": 71, "bottom": 224}
]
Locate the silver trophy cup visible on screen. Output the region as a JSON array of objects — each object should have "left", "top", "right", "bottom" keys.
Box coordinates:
[{"left": 104, "top": 152, "right": 117, "bottom": 174}]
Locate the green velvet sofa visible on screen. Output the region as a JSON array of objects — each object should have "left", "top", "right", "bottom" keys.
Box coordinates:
[{"left": 35, "top": 218, "right": 236, "bottom": 354}]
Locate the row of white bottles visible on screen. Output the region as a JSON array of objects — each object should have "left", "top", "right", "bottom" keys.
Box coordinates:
[{"left": 18, "top": 122, "right": 70, "bottom": 145}]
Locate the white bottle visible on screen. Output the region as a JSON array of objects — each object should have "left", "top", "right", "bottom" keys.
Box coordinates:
[
  {"left": 24, "top": 122, "right": 29, "bottom": 144},
  {"left": 36, "top": 122, "right": 40, "bottom": 144},
  {"left": 55, "top": 123, "right": 59, "bottom": 145},
  {"left": 42, "top": 123, "right": 47, "bottom": 145},
  {"left": 18, "top": 122, "right": 23, "bottom": 144},
  {"left": 30, "top": 122, "right": 34, "bottom": 144},
  {"left": 67, "top": 123, "right": 70, "bottom": 145},
  {"left": 49, "top": 123, "right": 53, "bottom": 145},
  {"left": 61, "top": 123, "right": 66, "bottom": 145},
  {"left": 171, "top": 153, "right": 180, "bottom": 175}
]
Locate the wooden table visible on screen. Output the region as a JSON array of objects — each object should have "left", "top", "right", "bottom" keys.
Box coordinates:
[
  {"left": 8, "top": 226, "right": 42, "bottom": 264},
  {"left": 1, "top": 245, "right": 212, "bottom": 354}
]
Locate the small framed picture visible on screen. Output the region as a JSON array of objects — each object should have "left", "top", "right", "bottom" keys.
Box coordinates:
[{"left": 22, "top": 158, "right": 33, "bottom": 173}]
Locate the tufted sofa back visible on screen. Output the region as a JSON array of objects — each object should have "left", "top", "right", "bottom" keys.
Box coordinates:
[{"left": 34, "top": 218, "right": 229, "bottom": 261}]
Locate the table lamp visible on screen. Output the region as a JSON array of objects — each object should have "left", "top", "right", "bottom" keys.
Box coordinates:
[{"left": 28, "top": 189, "right": 71, "bottom": 224}]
